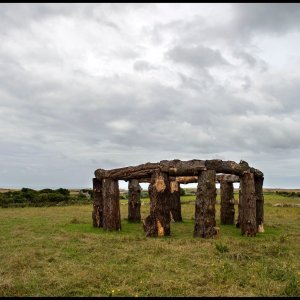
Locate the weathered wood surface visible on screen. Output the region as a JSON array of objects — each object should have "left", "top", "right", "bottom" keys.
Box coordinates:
[
  {"left": 255, "top": 176, "right": 264, "bottom": 233},
  {"left": 148, "top": 183, "right": 154, "bottom": 215},
  {"left": 92, "top": 178, "right": 103, "bottom": 228},
  {"left": 143, "top": 171, "right": 171, "bottom": 237},
  {"left": 236, "top": 187, "right": 241, "bottom": 228},
  {"left": 128, "top": 179, "right": 141, "bottom": 222},
  {"left": 95, "top": 159, "right": 263, "bottom": 180},
  {"left": 239, "top": 172, "right": 257, "bottom": 237},
  {"left": 220, "top": 181, "right": 235, "bottom": 225},
  {"left": 194, "top": 170, "right": 218, "bottom": 238},
  {"left": 170, "top": 181, "right": 182, "bottom": 222},
  {"left": 102, "top": 178, "right": 121, "bottom": 231},
  {"left": 174, "top": 174, "right": 240, "bottom": 184}
]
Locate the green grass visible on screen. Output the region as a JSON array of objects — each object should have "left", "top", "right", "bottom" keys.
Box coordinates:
[{"left": 0, "top": 193, "right": 299, "bottom": 296}]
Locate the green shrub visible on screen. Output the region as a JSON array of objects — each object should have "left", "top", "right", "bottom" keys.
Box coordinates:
[{"left": 180, "top": 187, "right": 186, "bottom": 196}]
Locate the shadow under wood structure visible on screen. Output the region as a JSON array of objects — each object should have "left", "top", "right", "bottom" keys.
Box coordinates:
[{"left": 92, "top": 159, "right": 264, "bottom": 238}]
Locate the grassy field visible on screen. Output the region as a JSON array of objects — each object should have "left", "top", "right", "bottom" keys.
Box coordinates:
[{"left": 0, "top": 192, "right": 299, "bottom": 296}]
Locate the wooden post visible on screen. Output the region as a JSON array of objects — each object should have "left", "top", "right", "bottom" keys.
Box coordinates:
[
  {"left": 102, "top": 178, "right": 121, "bottom": 231},
  {"left": 92, "top": 178, "right": 103, "bottom": 228},
  {"left": 239, "top": 171, "right": 256, "bottom": 236},
  {"left": 148, "top": 182, "right": 154, "bottom": 215},
  {"left": 143, "top": 170, "right": 171, "bottom": 237},
  {"left": 128, "top": 179, "right": 141, "bottom": 222},
  {"left": 236, "top": 185, "right": 241, "bottom": 228},
  {"left": 255, "top": 176, "right": 264, "bottom": 233},
  {"left": 194, "top": 170, "right": 218, "bottom": 238},
  {"left": 170, "top": 180, "right": 182, "bottom": 222},
  {"left": 220, "top": 181, "right": 235, "bottom": 225}
]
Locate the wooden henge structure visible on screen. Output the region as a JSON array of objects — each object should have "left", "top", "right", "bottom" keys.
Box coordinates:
[{"left": 92, "top": 159, "right": 264, "bottom": 238}]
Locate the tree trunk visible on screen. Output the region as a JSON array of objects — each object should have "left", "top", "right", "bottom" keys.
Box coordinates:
[
  {"left": 236, "top": 186, "right": 241, "bottom": 228},
  {"left": 92, "top": 178, "right": 103, "bottom": 228},
  {"left": 194, "top": 170, "right": 218, "bottom": 238},
  {"left": 220, "top": 181, "right": 235, "bottom": 225},
  {"left": 102, "top": 178, "right": 121, "bottom": 231},
  {"left": 255, "top": 176, "right": 264, "bottom": 233},
  {"left": 239, "top": 172, "right": 256, "bottom": 237},
  {"left": 148, "top": 183, "right": 154, "bottom": 215},
  {"left": 170, "top": 180, "right": 182, "bottom": 222},
  {"left": 128, "top": 179, "right": 141, "bottom": 222},
  {"left": 95, "top": 159, "right": 263, "bottom": 181},
  {"left": 143, "top": 171, "right": 171, "bottom": 237}
]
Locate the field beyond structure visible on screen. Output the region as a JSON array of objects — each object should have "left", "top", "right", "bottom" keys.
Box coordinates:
[{"left": 0, "top": 189, "right": 299, "bottom": 296}]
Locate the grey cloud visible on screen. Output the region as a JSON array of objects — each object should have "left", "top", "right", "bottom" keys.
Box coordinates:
[
  {"left": 0, "top": 3, "right": 300, "bottom": 188},
  {"left": 233, "top": 3, "right": 300, "bottom": 37},
  {"left": 166, "top": 45, "right": 230, "bottom": 69},
  {"left": 233, "top": 51, "right": 257, "bottom": 67},
  {"left": 260, "top": 77, "right": 300, "bottom": 114},
  {"left": 133, "top": 60, "right": 158, "bottom": 72}
]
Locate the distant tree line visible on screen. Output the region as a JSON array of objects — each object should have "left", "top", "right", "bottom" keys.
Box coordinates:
[
  {"left": 1, "top": 186, "right": 192, "bottom": 208},
  {"left": 275, "top": 191, "right": 300, "bottom": 197},
  {"left": 0, "top": 188, "right": 93, "bottom": 208}
]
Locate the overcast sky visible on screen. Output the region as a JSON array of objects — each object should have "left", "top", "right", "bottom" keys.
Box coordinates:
[{"left": 1, "top": 3, "right": 300, "bottom": 189}]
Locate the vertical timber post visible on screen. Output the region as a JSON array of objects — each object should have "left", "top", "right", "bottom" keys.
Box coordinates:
[
  {"left": 236, "top": 184, "right": 241, "bottom": 228},
  {"left": 143, "top": 170, "right": 171, "bottom": 237},
  {"left": 194, "top": 170, "right": 218, "bottom": 238},
  {"left": 220, "top": 180, "right": 235, "bottom": 225},
  {"left": 102, "top": 178, "right": 121, "bottom": 231},
  {"left": 92, "top": 178, "right": 103, "bottom": 228},
  {"left": 148, "top": 182, "right": 154, "bottom": 215},
  {"left": 255, "top": 176, "right": 264, "bottom": 233},
  {"left": 170, "top": 180, "right": 182, "bottom": 222},
  {"left": 128, "top": 179, "right": 141, "bottom": 222},
  {"left": 239, "top": 171, "right": 256, "bottom": 236}
]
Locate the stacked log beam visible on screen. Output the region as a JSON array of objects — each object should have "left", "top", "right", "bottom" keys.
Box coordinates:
[{"left": 95, "top": 159, "right": 263, "bottom": 181}]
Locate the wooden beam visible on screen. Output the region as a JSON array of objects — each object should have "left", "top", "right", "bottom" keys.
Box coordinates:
[{"left": 95, "top": 159, "right": 263, "bottom": 181}]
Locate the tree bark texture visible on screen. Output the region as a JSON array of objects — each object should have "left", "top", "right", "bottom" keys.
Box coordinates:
[
  {"left": 139, "top": 174, "right": 240, "bottom": 184},
  {"left": 239, "top": 172, "right": 256, "bottom": 237},
  {"left": 148, "top": 183, "right": 154, "bottom": 215},
  {"left": 95, "top": 159, "right": 263, "bottom": 181},
  {"left": 128, "top": 179, "right": 141, "bottom": 222},
  {"left": 102, "top": 178, "right": 121, "bottom": 231},
  {"left": 236, "top": 186, "right": 241, "bottom": 228},
  {"left": 170, "top": 181, "right": 182, "bottom": 222},
  {"left": 220, "top": 181, "right": 235, "bottom": 225},
  {"left": 92, "top": 178, "right": 103, "bottom": 228},
  {"left": 143, "top": 171, "right": 171, "bottom": 237},
  {"left": 194, "top": 170, "right": 218, "bottom": 238},
  {"left": 255, "top": 176, "right": 264, "bottom": 233}
]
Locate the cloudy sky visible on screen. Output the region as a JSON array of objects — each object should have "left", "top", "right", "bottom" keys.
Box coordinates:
[{"left": 1, "top": 3, "right": 300, "bottom": 189}]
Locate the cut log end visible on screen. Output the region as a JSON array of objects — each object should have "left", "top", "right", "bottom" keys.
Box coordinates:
[{"left": 257, "top": 223, "right": 264, "bottom": 233}]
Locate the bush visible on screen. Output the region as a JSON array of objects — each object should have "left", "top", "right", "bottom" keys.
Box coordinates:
[
  {"left": 141, "top": 191, "right": 149, "bottom": 198},
  {"left": 0, "top": 187, "right": 94, "bottom": 207},
  {"left": 180, "top": 187, "right": 186, "bottom": 196},
  {"left": 56, "top": 188, "right": 70, "bottom": 196}
]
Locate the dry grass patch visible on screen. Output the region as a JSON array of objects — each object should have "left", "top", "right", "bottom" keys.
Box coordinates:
[{"left": 0, "top": 192, "right": 299, "bottom": 296}]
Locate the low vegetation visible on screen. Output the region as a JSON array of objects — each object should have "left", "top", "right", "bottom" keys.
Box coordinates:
[
  {"left": 0, "top": 190, "right": 299, "bottom": 296},
  {"left": 0, "top": 188, "right": 93, "bottom": 208}
]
